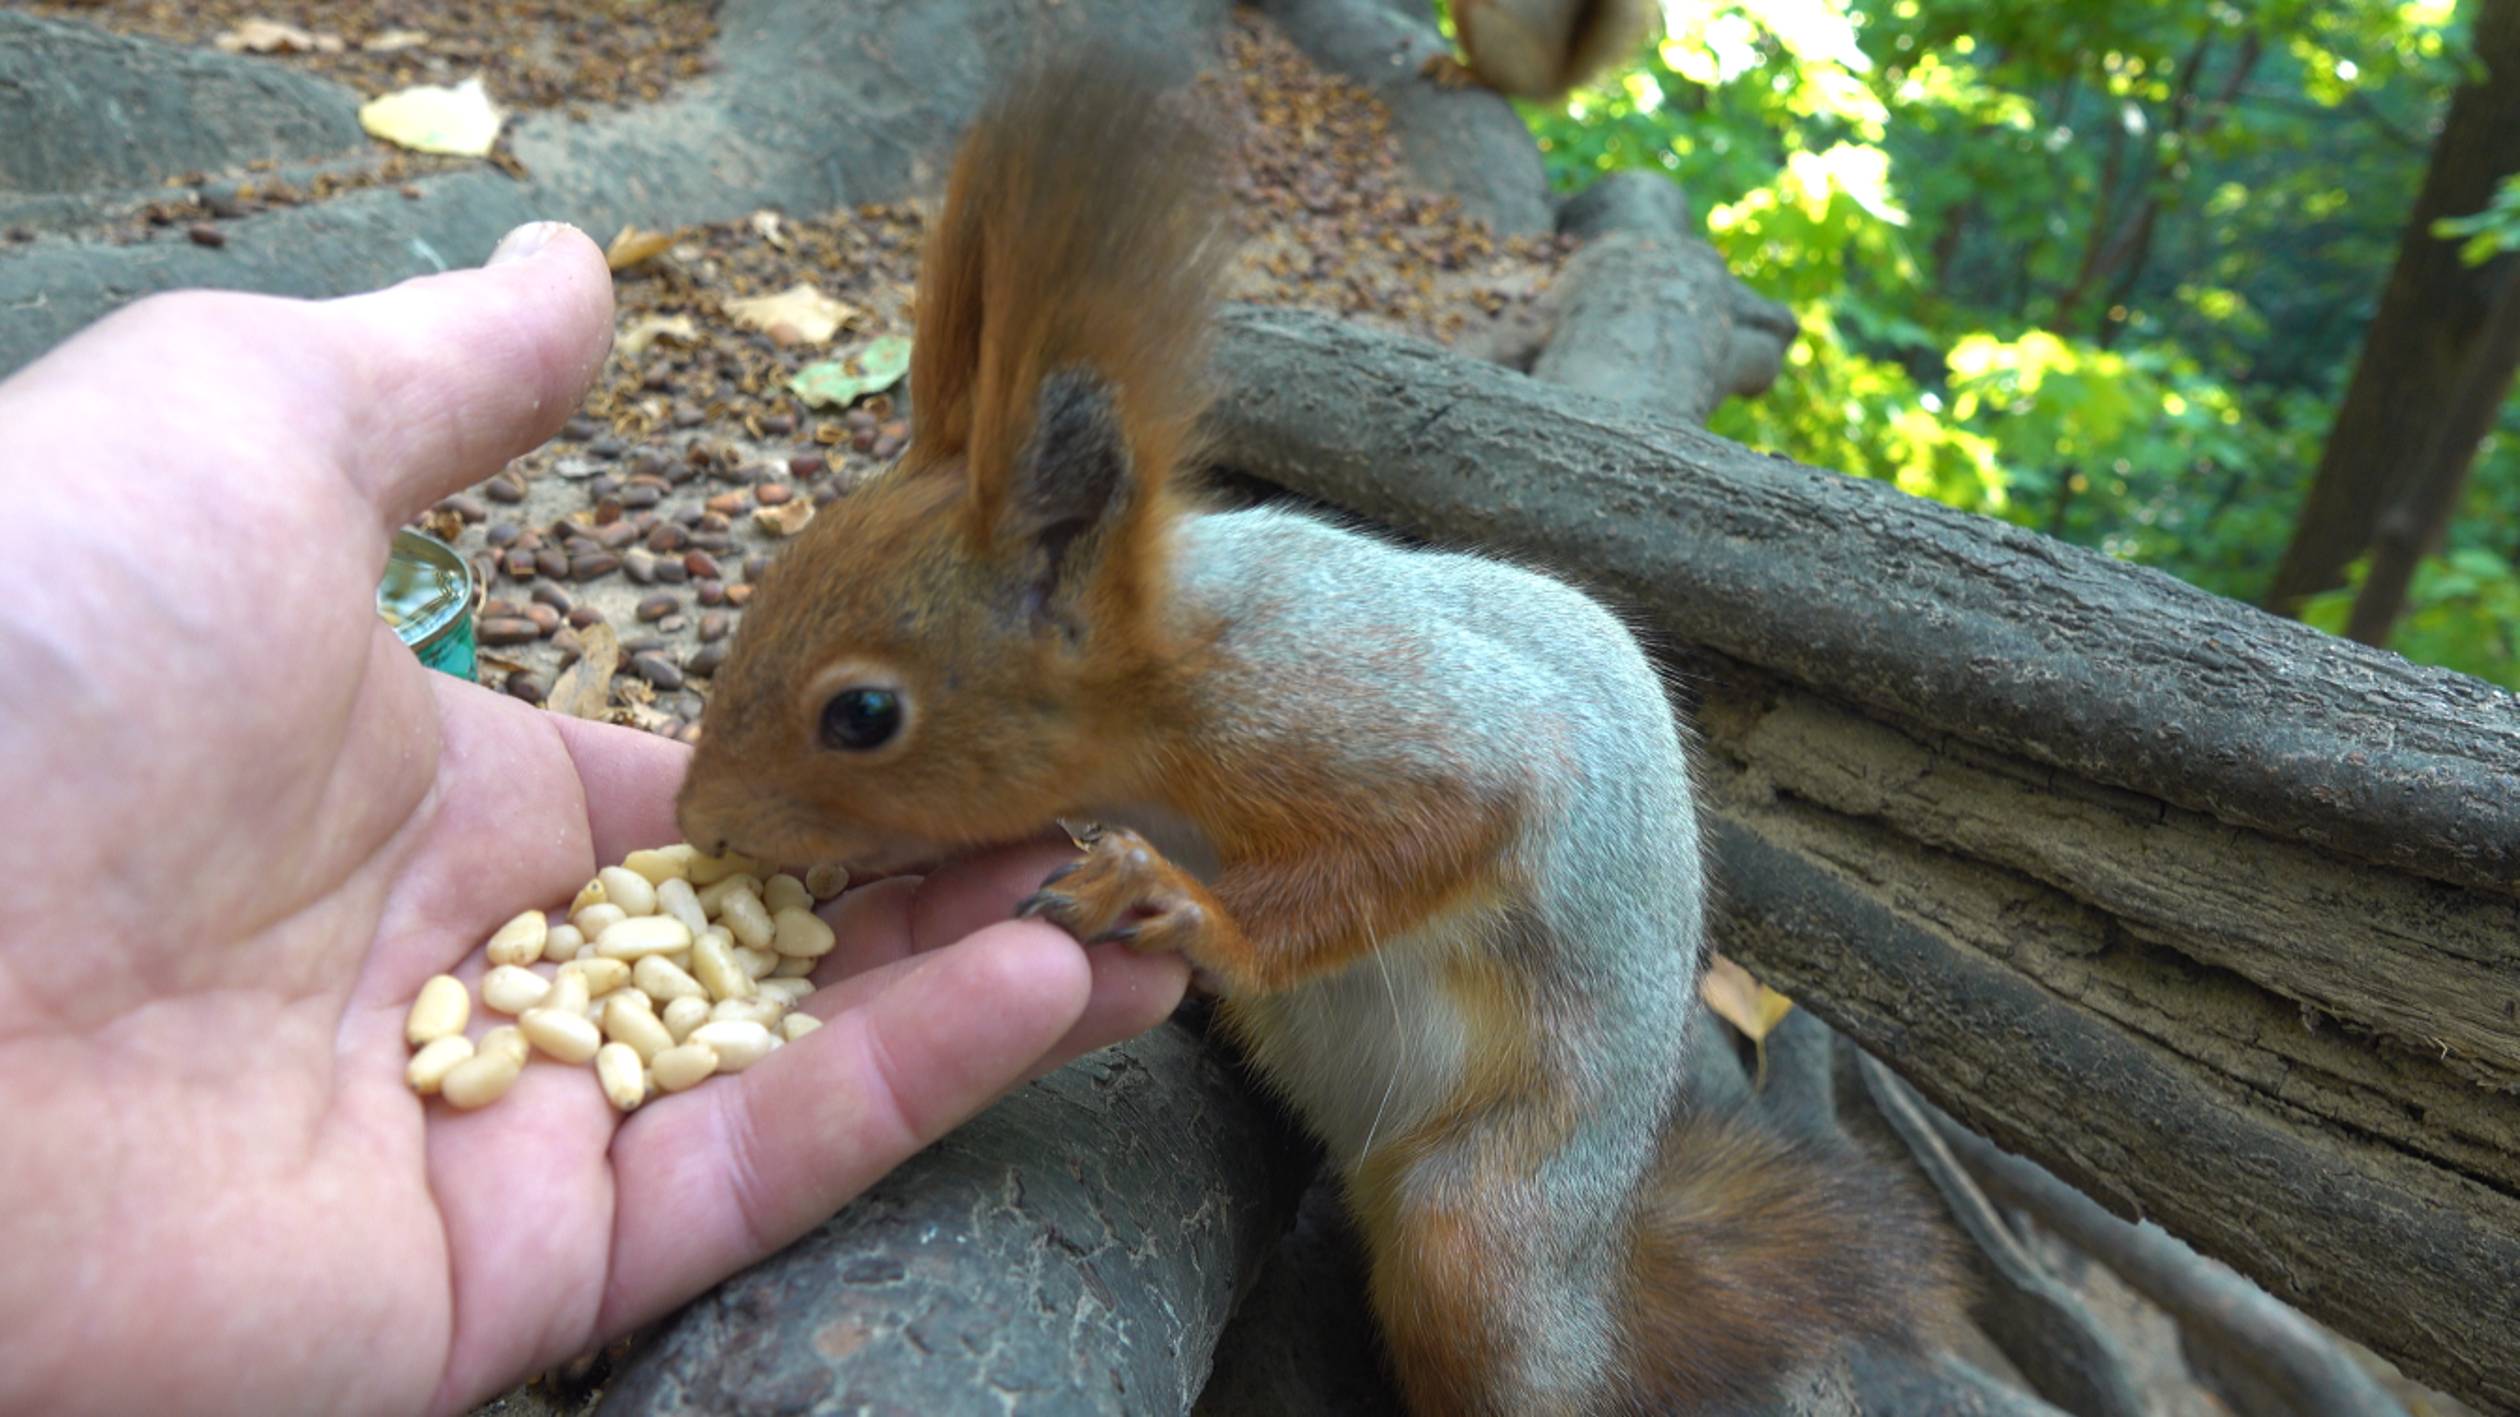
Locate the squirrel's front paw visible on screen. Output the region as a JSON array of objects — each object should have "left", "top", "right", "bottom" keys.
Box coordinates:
[{"left": 1015, "top": 825, "right": 1213, "bottom": 960}]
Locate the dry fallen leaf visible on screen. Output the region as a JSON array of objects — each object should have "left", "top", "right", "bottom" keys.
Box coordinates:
[
  {"left": 723, "top": 282, "right": 857, "bottom": 346},
  {"left": 1699, "top": 954, "right": 1796, "bottom": 1086},
  {"left": 617, "top": 313, "right": 699, "bottom": 357},
  {"left": 618, "top": 702, "right": 681, "bottom": 736},
  {"left": 215, "top": 17, "right": 344, "bottom": 53},
  {"left": 362, "top": 27, "right": 430, "bottom": 52},
  {"left": 605, "top": 224, "right": 677, "bottom": 272},
  {"left": 749, "top": 209, "right": 790, "bottom": 250},
  {"left": 545, "top": 622, "right": 621, "bottom": 721},
  {"left": 753, "top": 501, "right": 815, "bottom": 537},
  {"left": 359, "top": 76, "right": 504, "bottom": 157}
]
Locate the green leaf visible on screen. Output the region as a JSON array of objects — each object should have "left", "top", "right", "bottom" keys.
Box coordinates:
[{"left": 790, "top": 334, "right": 912, "bottom": 409}]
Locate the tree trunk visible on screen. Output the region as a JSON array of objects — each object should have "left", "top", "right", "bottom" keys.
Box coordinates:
[
  {"left": 2344, "top": 252, "right": 2520, "bottom": 644},
  {"left": 2264, "top": 0, "right": 2520, "bottom": 619}
]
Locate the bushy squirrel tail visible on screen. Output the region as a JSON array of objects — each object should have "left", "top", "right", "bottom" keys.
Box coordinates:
[
  {"left": 1612, "top": 1102, "right": 1969, "bottom": 1407},
  {"left": 907, "top": 49, "right": 1230, "bottom": 572}
]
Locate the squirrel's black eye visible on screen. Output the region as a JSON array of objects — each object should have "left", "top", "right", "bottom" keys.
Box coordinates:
[{"left": 819, "top": 687, "right": 903, "bottom": 751}]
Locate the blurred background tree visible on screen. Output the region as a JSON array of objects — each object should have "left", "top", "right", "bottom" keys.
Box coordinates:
[{"left": 1455, "top": 0, "right": 2520, "bottom": 688}]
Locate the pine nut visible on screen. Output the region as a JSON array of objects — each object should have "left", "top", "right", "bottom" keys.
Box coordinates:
[
  {"left": 481, "top": 964, "right": 552, "bottom": 1015},
  {"left": 595, "top": 915, "right": 694, "bottom": 961},
  {"left": 441, "top": 1048, "right": 523, "bottom": 1109},
  {"left": 597, "top": 866, "right": 659, "bottom": 918},
  {"left": 655, "top": 877, "right": 709, "bottom": 936},
  {"left": 484, "top": 909, "right": 549, "bottom": 967},
  {"left": 711, "top": 996, "right": 787, "bottom": 1030},
  {"left": 695, "top": 873, "right": 763, "bottom": 916},
  {"left": 603, "top": 994, "right": 675, "bottom": 1062},
  {"left": 406, "top": 974, "right": 469, "bottom": 1047},
  {"left": 769, "top": 906, "right": 837, "bottom": 958},
  {"left": 572, "top": 902, "right": 628, "bottom": 939},
  {"left": 757, "top": 978, "right": 814, "bottom": 1008},
  {"left": 762, "top": 874, "right": 812, "bottom": 915},
  {"left": 558, "top": 957, "right": 632, "bottom": 996},
  {"left": 662, "top": 994, "right": 710, "bottom": 1042},
  {"left": 633, "top": 954, "right": 708, "bottom": 1003},
  {"left": 622, "top": 844, "right": 699, "bottom": 885},
  {"left": 596, "top": 1042, "right": 646, "bottom": 1111},
  {"left": 687, "top": 851, "right": 762, "bottom": 887},
  {"left": 691, "top": 930, "right": 753, "bottom": 1001},
  {"left": 479, "top": 1024, "right": 530, "bottom": 1067},
  {"left": 396, "top": 838, "right": 845, "bottom": 1111},
  {"left": 521, "top": 1006, "right": 602, "bottom": 1064},
  {"left": 651, "top": 1041, "right": 720, "bottom": 1091},
  {"left": 690, "top": 1020, "right": 776, "bottom": 1072},
  {"left": 717, "top": 887, "right": 775, "bottom": 950},
  {"left": 406, "top": 1035, "right": 474, "bottom": 1095},
  {"left": 546, "top": 970, "right": 592, "bottom": 1019}
]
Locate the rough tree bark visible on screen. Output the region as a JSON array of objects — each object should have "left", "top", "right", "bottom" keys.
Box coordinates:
[
  {"left": 2344, "top": 252, "right": 2520, "bottom": 644},
  {"left": 1201, "top": 304, "right": 2520, "bottom": 1412},
  {"left": 593, "top": 1017, "right": 1312, "bottom": 1416},
  {"left": 2264, "top": 0, "right": 2520, "bottom": 624}
]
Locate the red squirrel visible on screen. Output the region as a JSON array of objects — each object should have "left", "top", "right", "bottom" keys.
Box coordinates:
[{"left": 676, "top": 52, "right": 1963, "bottom": 1415}]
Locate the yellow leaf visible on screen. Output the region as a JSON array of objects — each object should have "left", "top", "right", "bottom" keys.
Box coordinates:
[
  {"left": 359, "top": 77, "right": 504, "bottom": 158},
  {"left": 753, "top": 500, "right": 815, "bottom": 537},
  {"left": 1700, "top": 954, "right": 1796, "bottom": 1086},
  {"left": 723, "top": 282, "right": 857, "bottom": 346},
  {"left": 362, "top": 27, "right": 430, "bottom": 53},
  {"left": 617, "top": 314, "right": 698, "bottom": 357},
  {"left": 215, "top": 18, "right": 344, "bottom": 54},
  {"left": 605, "top": 225, "right": 677, "bottom": 272}
]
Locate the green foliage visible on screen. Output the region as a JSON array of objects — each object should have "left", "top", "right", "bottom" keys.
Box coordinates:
[
  {"left": 2434, "top": 172, "right": 2520, "bottom": 264},
  {"left": 1510, "top": 0, "right": 2517, "bottom": 689}
]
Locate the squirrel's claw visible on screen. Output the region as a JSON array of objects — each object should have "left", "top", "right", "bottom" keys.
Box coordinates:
[{"left": 1016, "top": 825, "right": 1212, "bottom": 962}]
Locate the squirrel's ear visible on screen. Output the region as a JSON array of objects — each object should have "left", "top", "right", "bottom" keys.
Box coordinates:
[{"left": 995, "top": 366, "right": 1136, "bottom": 630}]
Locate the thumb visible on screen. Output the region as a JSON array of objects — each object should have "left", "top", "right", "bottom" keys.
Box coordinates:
[{"left": 321, "top": 220, "right": 616, "bottom": 528}]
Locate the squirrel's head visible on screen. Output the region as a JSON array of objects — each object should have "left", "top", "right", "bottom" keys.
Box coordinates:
[
  {"left": 677, "top": 48, "right": 1220, "bottom": 874},
  {"left": 674, "top": 371, "right": 1190, "bottom": 875}
]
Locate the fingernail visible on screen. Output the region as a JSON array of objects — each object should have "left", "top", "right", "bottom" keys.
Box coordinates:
[{"left": 488, "top": 221, "right": 566, "bottom": 266}]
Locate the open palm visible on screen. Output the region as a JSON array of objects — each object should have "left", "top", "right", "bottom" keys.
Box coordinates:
[{"left": 0, "top": 223, "right": 1186, "bottom": 1417}]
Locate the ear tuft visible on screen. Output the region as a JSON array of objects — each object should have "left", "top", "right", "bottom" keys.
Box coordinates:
[{"left": 1007, "top": 367, "right": 1130, "bottom": 625}]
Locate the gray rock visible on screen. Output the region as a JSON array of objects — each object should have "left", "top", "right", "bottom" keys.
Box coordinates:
[{"left": 0, "top": 13, "right": 366, "bottom": 197}]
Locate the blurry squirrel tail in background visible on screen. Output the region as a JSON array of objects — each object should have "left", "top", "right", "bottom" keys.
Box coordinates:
[{"left": 1452, "top": 0, "right": 1660, "bottom": 100}]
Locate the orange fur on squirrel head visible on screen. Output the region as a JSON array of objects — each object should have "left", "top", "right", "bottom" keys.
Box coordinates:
[{"left": 674, "top": 52, "right": 1229, "bottom": 874}]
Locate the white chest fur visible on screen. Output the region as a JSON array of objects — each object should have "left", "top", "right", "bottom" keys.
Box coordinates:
[{"left": 1080, "top": 800, "right": 1477, "bottom": 1170}]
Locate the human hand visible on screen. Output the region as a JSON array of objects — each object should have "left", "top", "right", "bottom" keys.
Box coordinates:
[{"left": 0, "top": 222, "right": 1190, "bottom": 1416}]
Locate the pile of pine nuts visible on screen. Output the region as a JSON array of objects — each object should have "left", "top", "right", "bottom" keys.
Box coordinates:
[{"left": 403, "top": 845, "right": 851, "bottom": 1113}]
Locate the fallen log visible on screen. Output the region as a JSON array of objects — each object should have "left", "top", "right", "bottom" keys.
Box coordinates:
[
  {"left": 1532, "top": 170, "right": 1798, "bottom": 422},
  {"left": 594, "top": 1016, "right": 1310, "bottom": 1416},
  {"left": 1202, "top": 303, "right": 2520, "bottom": 1411}
]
